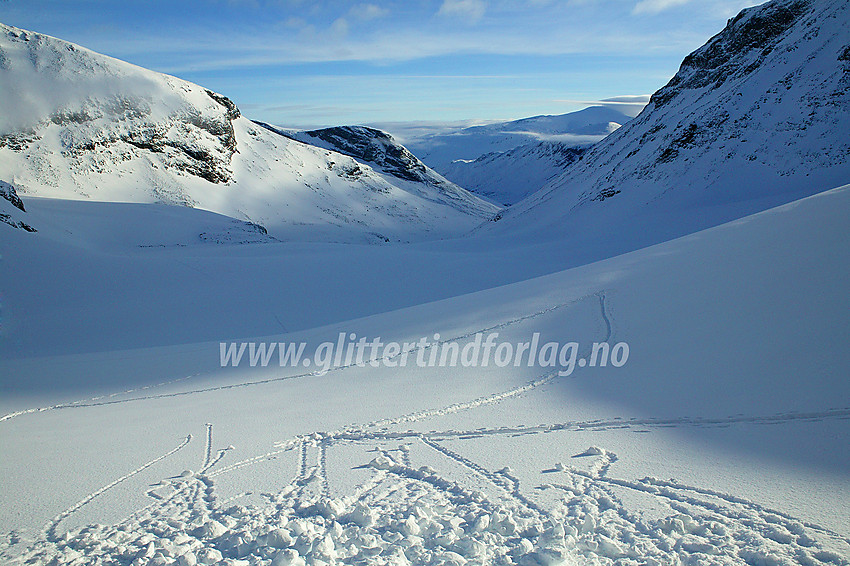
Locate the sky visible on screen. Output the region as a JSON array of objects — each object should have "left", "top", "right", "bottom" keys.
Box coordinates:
[{"left": 0, "top": 0, "right": 764, "bottom": 128}]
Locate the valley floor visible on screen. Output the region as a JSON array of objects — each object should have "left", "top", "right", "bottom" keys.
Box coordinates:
[{"left": 1, "top": 187, "right": 849, "bottom": 565}]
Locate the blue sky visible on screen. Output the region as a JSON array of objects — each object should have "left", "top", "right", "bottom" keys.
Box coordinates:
[{"left": 0, "top": 0, "right": 762, "bottom": 127}]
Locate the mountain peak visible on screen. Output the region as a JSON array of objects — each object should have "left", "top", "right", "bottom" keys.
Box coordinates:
[
  {"left": 260, "top": 123, "right": 499, "bottom": 216},
  {"left": 652, "top": 0, "right": 812, "bottom": 108},
  {"left": 0, "top": 23, "right": 497, "bottom": 243},
  {"left": 492, "top": 0, "right": 850, "bottom": 244}
]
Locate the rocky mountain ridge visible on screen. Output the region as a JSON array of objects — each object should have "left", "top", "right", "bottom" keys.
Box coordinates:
[{"left": 493, "top": 0, "right": 850, "bottom": 240}]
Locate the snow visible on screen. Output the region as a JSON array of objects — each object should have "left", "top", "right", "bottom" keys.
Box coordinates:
[
  {"left": 272, "top": 124, "right": 497, "bottom": 217},
  {"left": 389, "top": 108, "right": 629, "bottom": 205},
  {"left": 439, "top": 143, "right": 587, "bottom": 206},
  {"left": 2, "top": 185, "right": 849, "bottom": 565},
  {"left": 490, "top": 0, "right": 850, "bottom": 244},
  {"left": 0, "top": 180, "right": 35, "bottom": 232},
  {"left": 0, "top": 23, "right": 496, "bottom": 244},
  {"left": 400, "top": 106, "right": 630, "bottom": 172},
  {"left": 2, "top": 1, "right": 850, "bottom": 564}
]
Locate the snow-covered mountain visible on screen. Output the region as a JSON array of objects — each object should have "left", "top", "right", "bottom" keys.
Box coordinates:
[
  {"left": 441, "top": 142, "right": 588, "bottom": 206},
  {"left": 467, "top": 106, "right": 629, "bottom": 136},
  {"left": 0, "top": 23, "right": 497, "bottom": 243},
  {"left": 402, "top": 106, "right": 630, "bottom": 172},
  {"left": 491, "top": 0, "right": 850, "bottom": 242},
  {"left": 260, "top": 124, "right": 495, "bottom": 215}
]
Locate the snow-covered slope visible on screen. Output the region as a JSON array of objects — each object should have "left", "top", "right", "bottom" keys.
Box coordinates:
[
  {"left": 263, "top": 124, "right": 498, "bottom": 214},
  {"left": 403, "top": 106, "right": 629, "bottom": 172},
  {"left": 492, "top": 0, "right": 850, "bottom": 240},
  {"left": 441, "top": 142, "right": 588, "bottom": 206},
  {"left": 0, "top": 23, "right": 495, "bottom": 243},
  {"left": 2, "top": 185, "right": 848, "bottom": 565}
]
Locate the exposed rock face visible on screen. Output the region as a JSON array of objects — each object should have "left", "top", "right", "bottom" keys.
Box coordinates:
[
  {"left": 0, "top": 25, "right": 241, "bottom": 186},
  {"left": 1, "top": 179, "right": 25, "bottom": 212},
  {"left": 205, "top": 89, "right": 241, "bottom": 121},
  {"left": 652, "top": 0, "right": 811, "bottom": 107},
  {"left": 0, "top": 180, "right": 35, "bottom": 231},
  {"left": 304, "top": 126, "right": 430, "bottom": 184},
  {"left": 264, "top": 123, "right": 500, "bottom": 217}
]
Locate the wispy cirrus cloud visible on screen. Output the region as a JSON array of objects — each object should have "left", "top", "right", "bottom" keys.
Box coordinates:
[
  {"left": 98, "top": 24, "right": 701, "bottom": 74},
  {"left": 349, "top": 3, "right": 389, "bottom": 21},
  {"left": 633, "top": 0, "right": 692, "bottom": 15},
  {"left": 438, "top": 0, "right": 487, "bottom": 23},
  {"left": 0, "top": 0, "right": 763, "bottom": 125},
  {"left": 553, "top": 95, "right": 652, "bottom": 117},
  {"left": 325, "top": 4, "right": 389, "bottom": 38}
]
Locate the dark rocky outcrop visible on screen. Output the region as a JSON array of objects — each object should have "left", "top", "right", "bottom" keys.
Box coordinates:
[{"left": 0, "top": 180, "right": 36, "bottom": 231}]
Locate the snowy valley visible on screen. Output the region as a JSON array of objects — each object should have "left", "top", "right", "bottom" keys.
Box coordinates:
[{"left": 1, "top": 0, "right": 849, "bottom": 565}]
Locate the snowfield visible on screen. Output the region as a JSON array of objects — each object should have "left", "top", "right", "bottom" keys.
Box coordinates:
[{"left": 1, "top": 186, "right": 849, "bottom": 565}]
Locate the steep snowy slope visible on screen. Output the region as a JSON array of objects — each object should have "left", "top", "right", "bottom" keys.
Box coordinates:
[
  {"left": 263, "top": 124, "right": 498, "bottom": 213},
  {"left": 403, "top": 106, "right": 629, "bottom": 172},
  {"left": 441, "top": 142, "right": 588, "bottom": 206},
  {"left": 0, "top": 23, "right": 495, "bottom": 243},
  {"left": 492, "top": 0, "right": 850, "bottom": 240}
]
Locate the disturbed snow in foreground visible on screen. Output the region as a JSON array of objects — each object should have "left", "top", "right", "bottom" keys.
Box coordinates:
[{"left": 1, "top": 186, "right": 848, "bottom": 565}]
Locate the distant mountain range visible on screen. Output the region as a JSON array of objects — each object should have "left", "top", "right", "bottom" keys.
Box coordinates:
[
  {"left": 401, "top": 106, "right": 630, "bottom": 172},
  {"left": 3, "top": 0, "right": 848, "bottom": 251},
  {"left": 372, "top": 106, "right": 628, "bottom": 206}
]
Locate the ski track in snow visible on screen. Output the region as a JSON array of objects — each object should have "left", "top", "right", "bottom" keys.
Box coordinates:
[
  {"left": 0, "top": 373, "right": 199, "bottom": 423},
  {"left": 203, "top": 423, "right": 214, "bottom": 470},
  {"left": 0, "top": 291, "right": 602, "bottom": 426},
  {"left": 319, "top": 441, "right": 331, "bottom": 500},
  {"left": 43, "top": 434, "right": 193, "bottom": 541},
  {"left": 198, "top": 423, "right": 233, "bottom": 477},
  {"left": 3, "top": 290, "right": 849, "bottom": 565}
]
